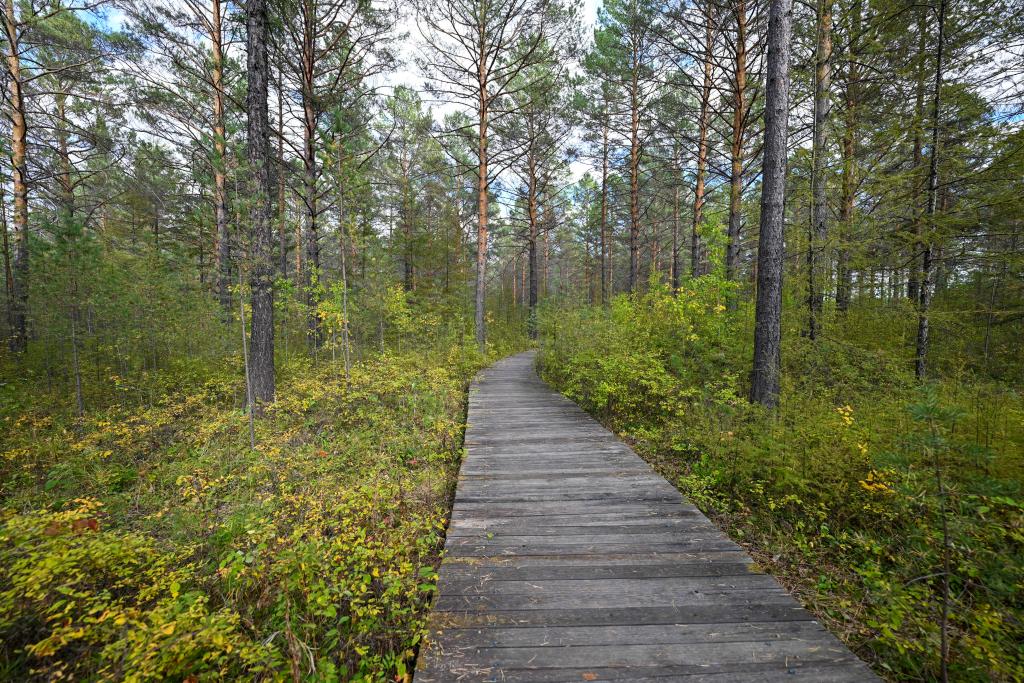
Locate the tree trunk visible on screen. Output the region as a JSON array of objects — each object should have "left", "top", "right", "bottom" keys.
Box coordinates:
[
  {"left": 692, "top": 2, "right": 714, "bottom": 279},
  {"left": 527, "top": 159, "right": 539, "bottom": 339},
  {"left": 600, "top": 112, "right": 609, "bottom": 302},
  {"left": 1, "top": 181, "right": 12, "bottom": 334},
  {"left": 246, "top": 0, "right": 275, "bottom": 411},
  {"left": 212, "top": 0, "right": 230, "bottom": 310},
  {"left": 4, "top": 0, "right": 28, "bottom": 352},
  {"left": 337, "top": 156, "right": 351, "bottom": 380},
  {"left": 908, "top": 10, "right": 928, "bottom": 302},
  {"left": 750, "top": 0, "right": 793, "bottom": 408},
  {"left": 672, "top": 182, "right": 681, "bottom": 291},
  {"left": 475, "top": 85, "right": 489, "bottom": 348},
  {"left": 916, "top": 0, "right": 946, "bottom": 383},
  {"left": 726, "top": 0, "right": 747, "bottom": 290},
  {"left": 836, "top": 0, "right": 860, "bottom": 312},
  {"left": 807, "top": 0, "right": 831, "bottom": 340},
  {"left": 542, "top": 199, "right": 551, "bottom": 296},
  {"left": 628, "top": 50, "right": 641, "bottom": 293},
  {"left": 401, "top": 157, "right": 414, "bottom": 292},
  {"left": 277, "top": 58, "right": 288, "bottom": 276},
  {"left": 302, "top": 89, "right": 321, "bottom": 348}
]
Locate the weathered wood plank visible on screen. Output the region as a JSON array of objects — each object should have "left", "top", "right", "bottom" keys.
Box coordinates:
[
  {"left": 427, "top": 620, "right": 838, "bottom": 647},
  {"left": 436, "top": 563, "right": 758, "bottom": 581},
  {"left": 425, "top": 604, "right": 823, "bottom": 628},
  {"left": 420, "top": 640, "right": 858, "bottom": 669},
  {"left": 440, "top": 552, "right": 756, "bottom": 568},
  {"left": 413, "top": 352, "right": 877, "bottom": 682},
  {"left": 436, "top": 574, "right": 784, "bottom": 597}
]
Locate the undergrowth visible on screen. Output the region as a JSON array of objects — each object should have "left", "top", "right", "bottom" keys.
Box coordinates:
[
  {"left": 538, "top": 281, "right": 1023, "bottom": 682},
  {"left": 0, "top": 320, "right": 525, "bottom": 680}
]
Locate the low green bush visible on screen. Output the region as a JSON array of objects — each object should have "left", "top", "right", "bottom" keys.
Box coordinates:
[
  {"left": 1, "top": 332, "right": 523, "bottom": 680},
  {"left": 539, "top": 283, "right": 1023, "bottom": 681}
]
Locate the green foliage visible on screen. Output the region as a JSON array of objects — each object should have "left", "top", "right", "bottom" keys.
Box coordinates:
[
  {"left": 538, "top": 286, "right": 1024, "bottom": 682},
  {"left": 0, "top": 498, "right": 264, "bottom": 681},
  {"left": 0, "top": 329, "right": 523, "bottom": 680}
]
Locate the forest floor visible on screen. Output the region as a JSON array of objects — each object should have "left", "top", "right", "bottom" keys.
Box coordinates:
[
  {"left": 1, "top": 287, "right": 1021, "bottom": 682},
  {"left": 537, "top": 284, "right": 1024, "bottom": 682},
  {"left": 0, "top": 338, "right": 522, "bottom": 681}
]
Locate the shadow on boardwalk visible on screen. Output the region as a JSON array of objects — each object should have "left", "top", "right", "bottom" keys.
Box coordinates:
[{"left": 414, "top": 351, "right": 878, "bottom": 682}]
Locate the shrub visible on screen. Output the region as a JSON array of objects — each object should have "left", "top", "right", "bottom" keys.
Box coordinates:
[{"left": 538, "top": 287, "right": 1024, "bottom": 681}]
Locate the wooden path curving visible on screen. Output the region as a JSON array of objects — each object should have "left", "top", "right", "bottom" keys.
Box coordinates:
[{"left": 414, "top": 352, "right": 878, "bottom": 682}]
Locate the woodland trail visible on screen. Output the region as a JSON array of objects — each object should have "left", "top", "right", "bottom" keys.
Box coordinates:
[{"left": 414, "top": 351, "right": 878, "bottom": 682}]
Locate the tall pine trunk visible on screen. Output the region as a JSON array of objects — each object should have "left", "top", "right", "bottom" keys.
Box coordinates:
[
  {"left": 277, "top": 58, "right": 288, "bottom": 276},
  {"left": 212, "top": 0, "right": 230, "bottom": 311},
  {"left": 916, "top": 0, "right": 947, "bottom": 382},
  {"left": 807, "top": 0, "right": 831, "bottom": 339},
  {"left": 4, "top": 0, "right": 28, "bottom": 353},
  {"left": 527, "top": 158, "right": 539, "bottom": 339},
  {"left": 672, "top": 182, "right": 681, "bottom": 290},
  {"left": 302, "top": 95, "right": 321, "bottom": 348},
  {"left": 401, "top": 157, "right": 414, "bottom": 292},
  {"left": 628, "top": 56, "right": 641, "bottom": 293},
  {"left": 600, "top": 112, "right": 610, "bottom": 302},
  {"left": 908, "top": 11, "right": 928, "bottom": 302},
  {"left": 475, "top": 88, "right": 489, "bottom": 348},
  {"left": 836, "top": 0, "right": 861, "bottom": 312},
  {"left": 726, "top": 0, "right": 747, "bottom": 291},
  {"left": 246, "top": 0, "right": 275, "bottom": 411},
  {"left": 1, "top": 182, "right": 12, "bottom": 333},
  {"left": 751, "top": 0, "right": 793, "bottom": 408},
  {"left": 692, "top": 2, "right": 714, "bottom": 278}
]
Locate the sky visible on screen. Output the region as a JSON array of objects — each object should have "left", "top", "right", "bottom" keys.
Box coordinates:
[
  {"left": 97, "top": 0, "right": 605, "bottom": 183},
  {"left": 381, "top": 0, "right": 603, "bottom": 111},
  {"left": 377, "top": 0, "right": 604, "bottom": 182},
  {"left": 102, "top": 0, "right": 603, "bottom": 117}
]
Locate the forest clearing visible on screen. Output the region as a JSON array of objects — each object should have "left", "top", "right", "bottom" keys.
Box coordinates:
[{"left": 0, "top": 0, "right": 1021, "bottom": 680}]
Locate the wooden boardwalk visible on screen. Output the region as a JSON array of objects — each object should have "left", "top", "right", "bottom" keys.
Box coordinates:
[{"left": 414, "top": 352, "right": 878, "bottom": 682}]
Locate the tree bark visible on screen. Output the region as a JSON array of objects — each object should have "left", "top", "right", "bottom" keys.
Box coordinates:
[
  {"left": 908, "top": 10, "right": 928, "bottom": 302},
  {"left": 527, "top": 158, "right": 539, "bottom": 338},
  {"left": 475, "top": 82, "right": 489, "bottom": 349},
  {"left": 337, "top": 157, "right": 351, "bottom": 380},
  {"left": 750, "top": 0, "right": 792, "bottom": 408},
  {"left": 401, "top": 156, "right": 414, "bottom": 292},
  {"left": 277, "top": 58, "right": 288, "bottom": 276},
  {"left": 246, "top": 0, "right": 276, "bottom": 411},
  {"left": 836, "top": 0, "right": 860, "bottom": 312},
  {"left": 672, "top": 182, "right": 681, "bottom": 290},
  {"left": 4, "top": 0, "right": 28, "bottom": 352},
  {"left": 726, "top": 0, "right": 747, "bottom": 289},
  {"left": 628, "top": 43, "right": 641, "bottom": 293},
  {"left": 212, "top": 0, "right": 230, "bottom": 310},
  {"left": 302, "top": 54, "right": 321, "bottom": 348},
  {"left": 916, "top": 0, "right": 946, "bottom": 383},
  {"left": 1, "top": 181, "right": 12, "bottom": 333},
  {"left": 542, "top": 199, "right": 551, "bottom": 296},
  {"left": 600, "top": 112, "right": 609, "bottom": 302},
  {"left": 807, "top": 0, "right": 831, "bottom": 340},
  {"left": 691, "top": 2, "right": 714, "bottom": 278}
]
